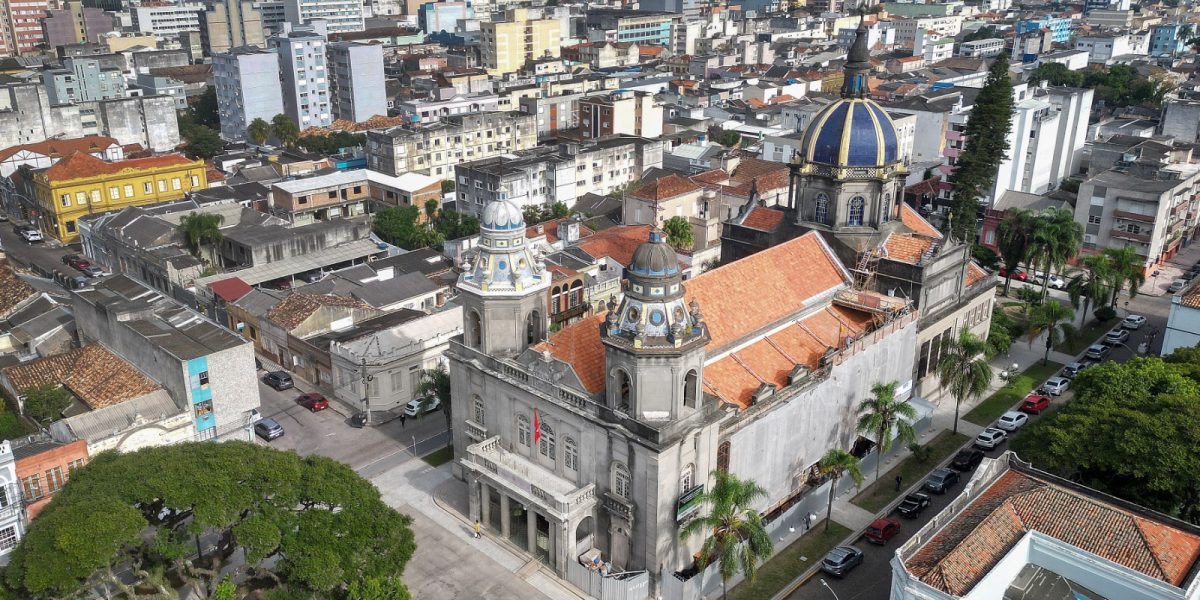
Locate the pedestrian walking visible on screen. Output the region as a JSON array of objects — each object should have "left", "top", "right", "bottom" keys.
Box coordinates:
[
  {"left": 473, "top": 520, "right": 482, "bottom": 539},
  {"left": 895, "top": 475, "right": 903, "bottom": 491},
  {"left": 805, "top": 512, "right": 813, "bottom": 531},
  {"left": 400, "top": 413, "right": 407, "bottom": 428}
]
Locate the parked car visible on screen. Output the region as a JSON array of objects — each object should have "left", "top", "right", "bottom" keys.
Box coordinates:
[
  {"left": 254, "top": 417, "right": 284, "bottom": 441},
  {"left": 1060, "top": 362, "right": 1085, "bottom": 379},
  {"left": 1169, "top": 279, "right": 1187, "bottom": 293},
  {"left": 1122, "top": 315, "right": 1147, "bottom": 330},
  {"left": 404, "top": 397, "right": 441, "bottom": 416},
  {"left": 820, "top": 546, "right": 864, "bottom": 577},
  {"left": 296, "top": 392, "right": 329, "bottom": 412},
  {"left": 951, "top": 448, "right": 985, "bottom": 471},
  {"left": 61, "top": 254, "right": 83, "bottom": 267},
  {"left": 1085, "top": 344, "right": 1111, "bottom": 360},
  {"left": 924, "top": 468, "right": 960, "bottom": 494},
  {"left": 1104, "top": 328, "right": 1130, "bottom": 345},
  {"left": 897, "top": 493, "right": 932, "bottom": 518},
  {"left": 80, "top": 265, "right": 103, "bottom": 278},
  {"left": 1020, "top": 393, "right": 1051, "bottom": 415},
  {"left": 263, "top": 371, "right": 294, "bottom": 391},
  {"left": 864, "top": 517, "right": 901, "bottom": 545},
  {"left": 998, "top": 267, "right": 1027, "bottom": 281},
  {"left": 1031, "top": 272, "right": 1067, "bottom": 289},
  {"left": 996, "top": 411, "right": 1028, "bottom": 432},
  {"left": 19, "top": 228, "right": 42, "bottom": 243},
  {"left": 297, "top": 270, "right": 324, "bottom": 284},
  {"left": 1042, "top": 376, "right": 1070, "bottom": 396},
  {"left": 975, "top": 427, "right": 1008, "bottom": 450}
]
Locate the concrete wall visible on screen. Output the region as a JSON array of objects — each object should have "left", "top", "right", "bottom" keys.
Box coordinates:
[{"left": 727, "top": 317, "right": 919, "bottom": 509}]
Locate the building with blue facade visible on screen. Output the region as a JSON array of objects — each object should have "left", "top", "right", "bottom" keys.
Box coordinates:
[
  {"left": 72, "top": 275, "right": 261, "bottom": 442},
  {"left": 584, "top": 8, "right": 676, "bottom": 48},
  {"left": 418, "top": 0, "right": 473, "bottom": 34},
  {"left": 1150, "top": 23, "right": 1185, "bottom": 56},
  {"left": 1016, "top": 16, "right": 1073, "bottom": 44}
]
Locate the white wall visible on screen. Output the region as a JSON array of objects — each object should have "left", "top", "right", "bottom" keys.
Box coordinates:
[{"left": 1161, "top": 297, "right": 1200, "bottom": 355}]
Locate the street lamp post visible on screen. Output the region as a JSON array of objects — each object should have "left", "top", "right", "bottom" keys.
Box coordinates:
[{"left": 819, "top": 578, "right": 842, "bottom": 600}]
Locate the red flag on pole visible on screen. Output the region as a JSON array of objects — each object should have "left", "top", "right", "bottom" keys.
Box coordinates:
[{"left": 533, "top": 409, "right": 541, "bottom": 444}]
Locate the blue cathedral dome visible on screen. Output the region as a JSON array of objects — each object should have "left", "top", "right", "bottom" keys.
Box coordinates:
[
  {"left": 799, "top": 99, "right": 900, "bottom": 167},
  {"left": 797, "top": 15, "right": 901, "bottom": 169}
]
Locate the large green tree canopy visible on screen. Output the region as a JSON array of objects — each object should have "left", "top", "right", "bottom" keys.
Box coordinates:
[
  {"left": 4, "top": 442, "right": 415, "bottom": 599},
  {"left": 1012, "top": 353, "right": 1200, "bottom": 523}
]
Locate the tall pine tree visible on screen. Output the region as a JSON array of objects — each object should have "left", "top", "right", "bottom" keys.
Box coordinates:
[{"left": 947, "top": 54, "right": 1015, "bottom": 242}]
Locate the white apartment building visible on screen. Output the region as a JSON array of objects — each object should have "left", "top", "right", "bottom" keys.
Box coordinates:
[
  {"left": 990, "top": 84, "right": 1094, "bottom": 200},
  {"left": 0, "top": 442, "right": 24, "bottom": 566},
  {"left": 1162, "top": 278, "right": 1200, "bottom": 355},
  {"left": 269, "top": 29, "right": 332, "bottom": 130},
  {"left": 959, "top": 37, "right": 1005, "bottom": 57},
  {"left": 1075, "top": 32, "right": 1143, "bottom": 63},
  {"left": 394, "top": 92, "right": 500, "bottom": 126},
  {"left": 366, "top": 111, "right": 539, "bottom": 179},
  {"left": 132, "top": 3, "right": 205, "bottom": 34},
  {"left": 915, "top": 32, "right": 955, "bottom": 63},
  {"left": 326, "top": 41, "right": 386, "bottom": 123},
  {"left": 283, "top": 0, "right": 363, "bottom": 33},
  {"left": 213, "top": 46, "right": 285, "bottom": 140},
  {"left": 890, "top": 15, "right": 963, "bottom": 44}
]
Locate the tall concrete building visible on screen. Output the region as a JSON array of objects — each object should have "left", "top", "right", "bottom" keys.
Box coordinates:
[
  {"left": 131, "top": 3, "right": 206, "bottom": 35},
  {"left": 270, "top": 28, "right": 332, "bottom": 129},
  {"left": 213, "top": 46, "right": 285, "bottom": 140},
  {"left": 989, "top": 83, "right": 1093, "bottom": 200},
  {"left": 326, "top": 41, "right": 386, "bottom": 122},
  {"left": 578, "top": 90, "right": 663, "bottom": 140},
  {"left": 283, "top": 0, "right": 363, "bottom": 33},
  {"left": 41, "top": 2, "right": 116, "bottom": 49},
  {"left": 481, "top": 8, "right": 561, "bottom": 75},
  {"left": 43, "top": 57, "right": 127, "bottom": 105},
  {"left": 2, "top": 0, "right": 51, "bottom": 55},
  {"left": 200, "top": 0, "right": 267, "bottom": 56}
]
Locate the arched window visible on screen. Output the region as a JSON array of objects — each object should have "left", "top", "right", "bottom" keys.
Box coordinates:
[
  {"left": 472, "top": 395, "right": 485, "bottom": 427},
  {"left": 883, "top": 193, "right": 893, "bottom": 221},
  {"left": 564, "top": 437, "right": 578, "bottom": 471},
  {"left": 848, "top": 196, "right": 865, "bottom": 226},
  {"left": 468, "top": 310, "right": 482, "bottom": 349},
  {"left": 716, "top": 441, "right": 731, "bottom": 473},
  {"left": 539, "top": 421, "right": 556, "bottom": 460},
  {"left": 568, "top": 280, "right": 583, "bottom": 308},
  {"left": 814, "top": 193, "right": 829, "bottom": 224},
  {"left": 551, "top": 286, "right": 562, "bottom": 315},
  {"left": 526, "top": 311, "right": 541, "bottom": 345},
  {"left": 613, "top": 463, "right": 631, "bottom": 499},
  {"left": 615, "top": 369, "right": 632, "bottom": 411},
  {"left": 517, "top": 414, "right": 531, "bottom": 447},
  {"left": 680, "top": 463, "right": 694, "bottom": 492},
  {"left": 683, "top": 370, "right": 698, "bottom": 408}
]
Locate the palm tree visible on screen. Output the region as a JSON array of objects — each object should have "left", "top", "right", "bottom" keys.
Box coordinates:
[
  {"left": 417, "top": 366, "right": 452, "bottom": 445},
  {"left": 996, "top": 208, "right": 1037, "bottom": 295},
  {"left": 270, "top": 114, "right": 299, "bottom": 148},
  {"left": 1103, "top": 246, "right": 1145, "bottom": 306},
  {"left": 816, "top": 449, "right": 863, "bottom": 533},
  {"left": 247, "top": 118, "right": 270, "bottom": 145},
  {"left": 1066, "top": 255, "right": 1112, "bottom": 327},
  {"left": 662, "top": 216, "right": 694, "bottom": 251},
  {"left": 855, "top": 382, "right": 918, "bottom": 484},
  {"left": 679, "top": 471, "right": 773, "bottom": 600},
  {"left": 1177, "top": 23, "right": 1194, "bottom": 44},
  {"left": 1026, "top": 301, "right": 1077, "bottom": 365},
  {"left": 1028, "top": 208, "right": 1082, "bottom": 299},
  {"left": 178, "top": 212, "right": 224, "bottom": 265},
  {"left": 935, "top": 330, "right": 993, "bottom": 434}
]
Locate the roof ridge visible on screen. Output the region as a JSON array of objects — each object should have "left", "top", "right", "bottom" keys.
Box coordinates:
[{"left": 1131, "top": 515, "right": 1173, "bottom": 582}]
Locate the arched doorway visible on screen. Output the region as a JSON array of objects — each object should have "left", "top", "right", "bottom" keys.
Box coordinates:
[
  {"left": 575, "top": 515, "right": 595, "bottom": 556},
  {"left": 468, "top": 310, "right": 482, "bottom": 349}
]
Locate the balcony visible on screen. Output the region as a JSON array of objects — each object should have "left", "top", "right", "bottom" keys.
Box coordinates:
[
  {"left": 1112, "top": 210, "right": 1155, "bottom": 224},
  {"left": 1110, "top": 228, "right": 1151, "bottom": 243},
  {"left": 464, "top": 419, "right": 487, "bottom": 442},
  {"left": 463, "top": 436, "right": 596, "bottom": 519}
]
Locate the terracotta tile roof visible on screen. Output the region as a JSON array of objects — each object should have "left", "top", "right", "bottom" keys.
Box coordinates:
[
  {"left": 691, "top": 157, "right": 789, "bottom": 199},
  {"left": 536, "top": 312, "right": 607, "bottom": 393},
  {"left": 0, "top": 257, "right": 35, "bottom": 317},
  {"left": 964, "top": 262, "right": 987, "bottom": 288},
  {"left": 574, "top": 225, "right": 653, "bottom": 267},
  {"left": 629, "top": 174, "right": 700, "bottom": 202},
  {"left": 640, "top": 46, "right": 666, "bottom": 57},
  {"left": 41, "top": 152, "right": 197, "bottom": 182},
  {"left": 686, "top": 232, "right": 850, "bottom": 350},
  {"left": 882, "top": 233, "right": 936, "bottom": 264},
  {"left": 907, "top": 470, "right": 1200, "bottom": 595},
  {"left": 526, "top": 217, "right": 595, "bottom": 244},
  {"left": 2, "top": 344, "right": 162, "bottom": 410},
  {"left": 900, "top": 203, "right": 942, "bottom": 239},
  {"left": 207, "top": 277, "right": 253, "bottom": 303},
  {"left": 742, "top": 207, "right": 786, "bottom": 231},
  {"left": 0, "top": 136, "right": 119, "bottom": 163},
  {"left": 266, "top": 293, "right": 373, "bottom": 329}
]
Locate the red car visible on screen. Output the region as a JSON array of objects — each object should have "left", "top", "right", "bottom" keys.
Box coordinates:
[
  {"left": 998, "top": 267, "right": 1027, "bottom": 281},
  {"left": 865, "top": 517, "right": 901, "bottom": 545},
  {"left": 296, "top": 392, "right": 329, "bottom": 412},
  {"left": 1019, "top": 393, "right": 1050, "bottom": 415}
]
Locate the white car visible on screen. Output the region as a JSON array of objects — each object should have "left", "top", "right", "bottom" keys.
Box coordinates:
[
  {"left": 403, "top": 397, "right": 441, "bottom": 417},
  {"left": 996, "top": 411, "right": 1028, "bottom": 432},
  {"left": 1032, "top": 272, "right": 1067, "bottom": 290},
  {"left": 19, "top": 228, "right": 42, "bottom": 243},
  {"left": 975, "top": 427, "right": 1008, "bottom": 450},
  {"left": 1043, "top": 376, "right": 1070, "bottom": 396},
  {"left": 1122, "top": 315, "right": 1146, "bottom": 330}
]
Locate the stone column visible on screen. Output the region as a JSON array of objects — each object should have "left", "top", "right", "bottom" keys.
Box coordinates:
[
  {"left": 500, "top": 493, "right": 511, "bottom": 539},
  {"left": 550, "top": 518, "right": 564, "bottom": 574},
  {"left": 480, "top": 483, "right": 491, "bottom": 531},
  {"left": 527, "top": 508, "right": 538, "bottom": 555},
  {"left": 467, "top": 474, "right": 481, "bottom": 522}
]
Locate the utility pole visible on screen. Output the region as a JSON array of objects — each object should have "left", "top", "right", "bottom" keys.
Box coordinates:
[{"left": 359, "top": 356, "right": 374, "bottom": 426}]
